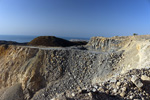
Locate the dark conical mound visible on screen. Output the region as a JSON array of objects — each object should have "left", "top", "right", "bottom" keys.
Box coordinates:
[{"left": 28, "top": 36, "right": 75, "bottom": 47}]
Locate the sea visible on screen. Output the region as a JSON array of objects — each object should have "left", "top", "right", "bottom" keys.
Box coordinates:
[{"left": 0, "top": 35, "right": 90, "bottom": 43}]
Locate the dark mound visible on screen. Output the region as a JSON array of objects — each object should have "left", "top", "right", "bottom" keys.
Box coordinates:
[
  {"left": 28, "top": 36, "right": 75, "bottom": 47},
  {"left": 0, "top": 40, "right": 27, "bottom": 45},
  {"left": 71, "top": 41, "right": 87, "bottom": 45}
]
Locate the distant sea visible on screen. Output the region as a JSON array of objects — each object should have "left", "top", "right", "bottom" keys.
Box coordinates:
[{"left": 0, "top": 35, "right": 90, "bottom": 43}]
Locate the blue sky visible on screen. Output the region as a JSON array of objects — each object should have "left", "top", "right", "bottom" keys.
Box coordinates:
[{"left": 0, "top": 0, "right": 150, "bottom": 38}]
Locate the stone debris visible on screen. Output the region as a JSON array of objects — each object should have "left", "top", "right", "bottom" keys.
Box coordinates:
[
  {"left": 48, "top": 68, "right": 150, "bottom": 100},
  {"left": 1, "top": 35, "right": 150, "bottom": 100},
  {"left": 88, "top": 68, "right": 150, "bottom": 100}
]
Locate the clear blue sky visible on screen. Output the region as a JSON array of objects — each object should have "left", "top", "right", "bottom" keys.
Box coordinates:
[{"left": 0, "top": 0, "right": 150, "bottom": 38}]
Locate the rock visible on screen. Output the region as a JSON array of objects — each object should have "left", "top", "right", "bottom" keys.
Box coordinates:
[
  {"left": 86, "top": 37, "right": 123, "bottom": 51},
  {"left": 120, "top": 92, "right": 126, "bottom": 97},
  {"left": 92, "top": 88, "right": 96, "bottom": 92},
  {"left": 121, "top": 87, "right": 126, "bottom": 92},
  {"left": 105, "top": 90, "right": 109, "bottom": 94},
  {"left": 98, "top": 87, "right": 104, "bottom": 92},
  {"left": 71, "top": 93, "right": 75, "bottom": 97},
  {"left": 141, "top": 75, "right": 150, "bottom": 81},
  {"left": 131, "top": 75, "right": 138, "bottom": 82},
  {"left": 116, "top": 82, "right": 121, "bottom": 86},
  {"left": 88, "top": 92, "right": 92, "bottom": 97},
  {"left": 51, "top": 98, "right": 56, "bottom": 100},
  {"left": 129, "top": 95, "right": 134, "bottom": 99},
  {"left": 112, "top": 89, "right": 117, "bottom": 93},
  {"left": 52, "top": 93, "right": 67, "bottom": 100},
  {"left": 131, "top": 75, "right": 143, "bottom": 88},
  {"left": 1, "top": 83, "right": 24, "bottom": 100},
  {"left": 93, "top": 85, "right": 99, "bottom": 89},
  {"left": 109, "top": 78, "right": 117, "bottom": 83}
]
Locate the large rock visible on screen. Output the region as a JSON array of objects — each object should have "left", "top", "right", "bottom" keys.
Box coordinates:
[
  {"left": 1, "top": 83, "right": 24, "bottom": 100},
  {"left": 141, "top": 75, "right": 150, "bottom": 81},
  {"left": 131, "top": 75, "right": 143, "bottom": 88}
]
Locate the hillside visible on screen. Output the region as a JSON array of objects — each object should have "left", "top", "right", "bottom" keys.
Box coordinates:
[
  {"left": 0, "top": 35, "right": 150, "bottom": 100},
  {"left": 27, "top": 36, "right": 87, "bottom": 47}
]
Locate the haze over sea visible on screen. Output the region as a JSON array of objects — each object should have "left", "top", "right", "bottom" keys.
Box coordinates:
[{"left": 0, "top": 35, "right": 90, "bottom": 43}]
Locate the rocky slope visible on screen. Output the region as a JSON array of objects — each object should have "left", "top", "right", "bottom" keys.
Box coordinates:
[{"left": 1, "top": 35, "right": 150, "bottom": 100}]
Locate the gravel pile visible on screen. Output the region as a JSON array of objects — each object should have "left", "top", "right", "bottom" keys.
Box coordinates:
[
  {"left": 51, "top": 68, "right": 150, "bottom": 100},
  {"left": 87, "top": 68, "right": 150, "bottom": 100}
]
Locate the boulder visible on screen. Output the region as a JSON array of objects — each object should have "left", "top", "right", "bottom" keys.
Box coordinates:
[
  {"left": 131, "top": 75, "right": 143, "bottom": 88},
  {"left": 141, "top": 75, "right": 150, "bottom": 81},
  {"left": 1, "top": 83, "right": 24, "bottom": 100}
]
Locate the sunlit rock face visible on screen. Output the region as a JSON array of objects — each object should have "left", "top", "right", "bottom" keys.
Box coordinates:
[{"left": 1, "top": 35, "right": 150, "bottom": 100}]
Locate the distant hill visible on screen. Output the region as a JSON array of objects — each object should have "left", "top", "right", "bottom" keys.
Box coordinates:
[
  {"left": 28, "top": 36, "right": 87, "bottom": 47},
  {"left": 0, "top": 40, "right": 27, "bottom": 45}
]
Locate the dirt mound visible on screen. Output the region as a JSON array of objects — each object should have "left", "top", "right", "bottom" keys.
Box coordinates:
[{"left": 28, "top": 36, "right": 75, "bottom": 47}]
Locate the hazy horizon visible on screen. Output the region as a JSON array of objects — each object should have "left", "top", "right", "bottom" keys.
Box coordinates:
[{"left": 0, "top": 0, "right": 150, "bottom": 38}]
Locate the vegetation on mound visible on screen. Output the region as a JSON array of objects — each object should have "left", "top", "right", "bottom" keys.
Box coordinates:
[{"left": 28, "top": 36, "right": 87, "bottom": 47}]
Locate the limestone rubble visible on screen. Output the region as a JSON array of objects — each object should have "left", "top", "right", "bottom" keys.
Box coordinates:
[{"left": 1, "top": 35, "right": 150, "bottom": 100}]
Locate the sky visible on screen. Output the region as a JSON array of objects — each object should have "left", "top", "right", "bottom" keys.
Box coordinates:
[{"left": 0, "top": 0, "right": 150, "bottom": 38}]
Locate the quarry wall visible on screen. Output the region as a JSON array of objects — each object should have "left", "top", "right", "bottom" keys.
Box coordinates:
[{"left": 1, "top": 35, "right": 150, "bottom": 99}]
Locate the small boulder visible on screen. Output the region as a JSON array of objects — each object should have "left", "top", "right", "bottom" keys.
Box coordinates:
[
  {"left": 131, "top": 75, "right": 143, "bottom": 88},
  {"left": 141, "top": 75, "right": 150, "bottom": 81},
  {"left": 1, "top": 83, "right": 24, "bottom": 100}
]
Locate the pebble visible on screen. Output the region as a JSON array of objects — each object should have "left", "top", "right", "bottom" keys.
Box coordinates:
[
  {"left": 121, "top": 87, "right": 126, "bottom": 92},
  {"left": 113, "top": 89, "right": 117, "bottom": 93},
  {"left": 72, "top": 93, "right": 75, "bottom": 97},
  {"left": 105, "top": 90, "right": 109, "bottom": 94},
  {"left": 110, "top": 78, "right": 117, "bottom": 83},
  {"left": 141, "top": 75, "right": 150, "bottom": 81},
  {"left": 116, "top": 86, "right": 119, "bottom": 89},
  {"left": 116, "top": 82, "right": 121, "bottom": 86},
  {"left": 51, "top": 98, "right": 56, "bottom": 100},
  {"left": 88, "top": 92, "right": 92, "bottom": 97},
  {"left": 92, "top": 88, "right": 96, "bottom": 92},
  {"left": 129, "top": 95, "right": 134, "bottom": 99},
  {"left": 42, "top": 94, "right": 45, "bottom": 97},
  {"left": 120, "top": 92, "right": 126, "bottom": 97},
  {"left": 93, "top": 85, "right": 98, "bottom": 89},
  {"left": 98, "top": 87, "right": 104, "bottom": 92}
]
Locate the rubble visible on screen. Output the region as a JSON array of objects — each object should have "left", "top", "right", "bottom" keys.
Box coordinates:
[{"left": 1, "top": 35, "right": 150, "bottom": 100}]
